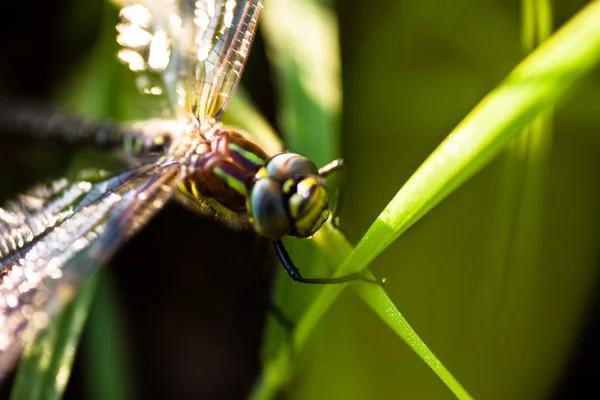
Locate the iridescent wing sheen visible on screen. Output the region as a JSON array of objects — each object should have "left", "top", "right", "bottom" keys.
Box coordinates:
[
  {"left": 112, "top": 0, "right": 263, "bottom": 124},
  {"left": 0, "top": 161, "right": 181, "bottom": 374},
  {"left": 189, "top": 0, "right": 263, "bottom": 124}
]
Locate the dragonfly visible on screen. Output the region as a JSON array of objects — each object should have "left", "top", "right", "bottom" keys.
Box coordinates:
[{"left": 0, "top": 0, "right": 375, "bottom": 376}]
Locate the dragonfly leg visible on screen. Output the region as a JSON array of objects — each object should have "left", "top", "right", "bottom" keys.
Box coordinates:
[
  {"left": 318, "top": 159, "right": 345, "bottom": 228},
  {"left": 210, "top": 128, "right": 232, "bottom": 155},
  {"left": 274, "top": 240, "right": 381, "bottom": 285}
]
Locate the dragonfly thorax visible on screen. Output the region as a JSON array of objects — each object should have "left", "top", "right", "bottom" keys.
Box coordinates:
[
  {"left": 178, "top": 126, "right": 268, "bottom": 218},
  {"left": 249, "top": 153, "right": 331, "bottom": 239}
]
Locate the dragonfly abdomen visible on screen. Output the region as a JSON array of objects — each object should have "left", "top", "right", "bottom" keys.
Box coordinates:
[
  {"left": 0, "top": 100, "right": 129, "bottom": 149},
  {"left": 0, "top": 100, "right": 173, "bottom": 163}
]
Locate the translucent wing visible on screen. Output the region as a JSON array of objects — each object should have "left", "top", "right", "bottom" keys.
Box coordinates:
[
  {"left": 112, "top": 0, "right": 263, "bottom": 124},
  {"left": 190, "top": 0, "right": 263, "bottom": 124},
  {"left": 0, "top": 162, "right": 181, "bottom": 373}
]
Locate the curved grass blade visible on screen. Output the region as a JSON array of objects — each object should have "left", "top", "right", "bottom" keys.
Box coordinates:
[
  {"left": 331, "top": 0, "right": 600, "bottom": 284},
  {"left": 255, "top": 0, "right": 600, "bottom": 399},
  {"left": 254, "top": 0, "right": 471, "bottom": 399},
  {"left": 10, "top": 274, "right": 98, "bottom": 400},
  {"left": 84, "top": 273, "right": 136, "bottom": 400}
]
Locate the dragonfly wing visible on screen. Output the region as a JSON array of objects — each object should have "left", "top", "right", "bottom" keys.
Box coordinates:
[
  {"left": 0, "top": 162, "right": 181, "bottom": 374},
  {"left": 112, "top": 0, "right": 263, "bottom": 124},
  {"left": 190, "top": 0, "right": 263, "bottom": 124}
]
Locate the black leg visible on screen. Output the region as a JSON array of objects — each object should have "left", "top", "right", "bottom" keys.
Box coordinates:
[{"left": 274, "top": 240, "right": 381, "bottom": 285}]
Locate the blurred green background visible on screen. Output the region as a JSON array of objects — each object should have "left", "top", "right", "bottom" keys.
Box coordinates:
[
  {"left": 1, "top": 0, "right": 599, "bottom": 399},
  {"left": 307, "top": 1, "right": 600, "bottom": 399}
]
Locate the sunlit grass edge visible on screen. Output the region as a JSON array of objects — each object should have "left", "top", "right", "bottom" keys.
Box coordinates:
[
  {"left": 253, "top": 0, "right": 472, "bottom": 399},
  {"left": 255, "top": 0, "right": 600, "bottom": 399},
  {"left": 10, "top": 275, "right": 99, "bottom": 400}
]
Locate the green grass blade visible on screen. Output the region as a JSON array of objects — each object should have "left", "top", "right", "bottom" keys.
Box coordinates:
[
  {"left": 254, "top": 220, "right": 473, "bottom": 399},
  {"left": 85, "top": 274, "right": 135, "bottom": 400},
  {"left": 256, "top": 0, "right": 600, "bottom": 398},
  {"left": 10, "top": 275, "right": 98, "bottom": 400},
  {"left": 314, "top": 224, "right": 474, "bottom": 399},
  {"left": 332, "top": 0, "right": 600, "bottom": 281},
  {"left": 255, "top": 0, "right": 471, "bottom": 398}
]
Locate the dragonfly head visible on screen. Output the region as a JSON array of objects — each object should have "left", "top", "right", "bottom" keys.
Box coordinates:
[{"left": 248, "top": 153, "right": 331, "bottom": 239}]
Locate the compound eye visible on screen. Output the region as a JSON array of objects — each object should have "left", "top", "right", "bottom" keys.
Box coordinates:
[
  {"left": 249, "top": 178, "right": 292, "bottom": 239},
  {"left": 266, "top": 153, "right": 319, "bottom": 181},
  {"left": 289, "top": 177, "right": 330, "bottom": 238}
]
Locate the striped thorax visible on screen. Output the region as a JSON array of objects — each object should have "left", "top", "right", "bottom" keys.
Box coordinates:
[{"left": 172, "top": 121, "right": 332, "bottom": 240}]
